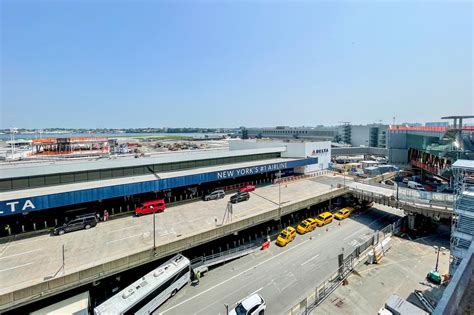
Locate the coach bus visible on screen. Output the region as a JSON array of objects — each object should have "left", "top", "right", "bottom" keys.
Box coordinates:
[{"left": 94, "top": 254, "right": 191, "bottom": 315}]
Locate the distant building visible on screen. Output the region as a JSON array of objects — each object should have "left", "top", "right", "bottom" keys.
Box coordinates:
[
  {"left": 244, "top": 124, "right": 387, "bottom": 148},
  {"left": 348, "top": 124, "right": 387, "bottom": 148},
  {"left": 245, "top": 126, "right": 338, "bottom": 142},
  {"left": 425, "top": 122, "right": 449, "bottom": 127},
  {"left": 387, "top": 115, "right": 474, "bottom": 179}
]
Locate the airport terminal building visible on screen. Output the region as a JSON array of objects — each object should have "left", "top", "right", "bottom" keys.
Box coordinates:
[{"left": 0, "top": 140, "right": 331, "bottom": 234}]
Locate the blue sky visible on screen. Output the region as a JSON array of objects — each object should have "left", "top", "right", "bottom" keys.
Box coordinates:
[{"left": 1, "top": 1, "right": 472, "bottom": 128}]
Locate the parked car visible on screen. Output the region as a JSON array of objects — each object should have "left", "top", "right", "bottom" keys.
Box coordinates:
[
  {"left": 296, "top": 218, "right": 317, "bottom": 234},
  {"left": 334, "top": 207, "right": 353, "bottom": 220},
  {"left": 230, "top": 191, "right": 250, "bottom": 204},
  {"left": 203, "top": 190, "right": 225, "bottom": 201},
  {"left": 314, "top": 212, "right": 334, "bottom": 227},
  {"left": 229, "top": 293, "right": 266, "bottom": 315},
  {"left": 239, "top": 184, "right": 256, "bottom": 193},
  {"left": 53, "top": 215, "right": 98, "bottom": 235},
  {"left": 276, "top": 226, "right": 296, "bottom": 246},
  {"left": 135, "top": 199, "right": 166, "bottom": 216}
]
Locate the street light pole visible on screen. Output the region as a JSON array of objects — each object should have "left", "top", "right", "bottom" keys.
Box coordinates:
[
  {"left": 151, "top": 206, "right": 156, "bottom": 254},
  {"left": 62, "top": 244, "right": 65, "bottom": 275},
  {"left": 435, "top": 246, "right": 440, "bottom": 272},
  {"left": 276, "top": 170, "right": 282, "bottom": 227}
]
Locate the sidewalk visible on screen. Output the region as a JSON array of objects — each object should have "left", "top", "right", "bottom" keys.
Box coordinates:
[{"left": 316, "top": 234, "right": 450, "bottom": 314}]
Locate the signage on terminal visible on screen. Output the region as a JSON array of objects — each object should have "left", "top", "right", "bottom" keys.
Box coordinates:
[
  {"left": 309, "top": 148, "right": 329, "bottom": 156},
  {"left": 1, "top": 200, "right": 36, "bottom": 214},
  {"left": 217, "top": 162, "right": 288, "bottom": 180}
]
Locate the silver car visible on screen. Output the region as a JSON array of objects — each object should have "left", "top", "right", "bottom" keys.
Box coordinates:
[{"left": 203, "top": 190, "right": 225, "bottom": 201}]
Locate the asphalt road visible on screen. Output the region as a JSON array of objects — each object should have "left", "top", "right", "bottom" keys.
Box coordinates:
[{"left": 155, "top": 204, "right": 404, "bottom": 315}]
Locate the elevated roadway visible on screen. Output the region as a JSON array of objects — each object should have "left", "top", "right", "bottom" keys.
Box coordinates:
[
  {"left": 0, "top": 175, "right": 347, "bottom": 311},
  {"left": 348, "top": 182, "right": 453, "bottom": 219}
]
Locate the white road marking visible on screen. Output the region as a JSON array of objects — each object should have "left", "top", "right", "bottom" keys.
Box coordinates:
[
  {"left": 106, "top": 233, "right": 143, "bottom": 244},
  {"left": 159, "top": 238, "right": 312, "bottom": 314},
  {"left": 343, "top": 229, "right": 364, "bottom": 241},
  {"left": 301, "top": 254, "right": 320, "bottom": 266},
  {"left": 106, "top": 224, "right": 143, "bottom": 234},
  {"left": 0, "top": 262, "right": 34, "bottom": 272},
  {"left": 0, "top": 248, "right": 42, "bottom": 260},
  {"left": 342, "top": 213, "right": 392, "bottom": 241}
]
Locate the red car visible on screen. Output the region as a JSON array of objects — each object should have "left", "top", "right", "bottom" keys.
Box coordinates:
[
  {"left": 135, "top": 199, "right": 166, "bottom": 216},
  {"left": 239, "top": 184, "right": 256, "bottom": 193}
]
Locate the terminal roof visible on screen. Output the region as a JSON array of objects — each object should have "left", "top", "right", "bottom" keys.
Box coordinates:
[
  {"left": 0, "top": 157, "right": 298, "bottom": 200},
  {"left": 0, "top": 147, "right": 285, "bottom": 179}
]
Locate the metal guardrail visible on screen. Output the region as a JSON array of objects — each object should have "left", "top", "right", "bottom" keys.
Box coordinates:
[
  {"left": 349, "top": 188, "right": 453, "bottom": 220},
  {"left": 190, "top": 243, "right": 256, "bottom": 268},
  {"left": 287, "top": 218, "right": 403, "bottom": 315}
]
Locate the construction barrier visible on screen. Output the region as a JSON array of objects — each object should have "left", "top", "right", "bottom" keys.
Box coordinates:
[{"left": 261, "top": 240, "right": 270, "bottom": 250}]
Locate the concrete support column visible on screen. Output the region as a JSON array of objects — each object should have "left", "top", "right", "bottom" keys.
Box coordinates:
[{"left": 408, "top": 214, "right": 416, "bottom": 231}]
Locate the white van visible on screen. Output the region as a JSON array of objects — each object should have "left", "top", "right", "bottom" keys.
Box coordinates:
[{"left": 408, "top": 181, "right": 425, "bottom": 191}]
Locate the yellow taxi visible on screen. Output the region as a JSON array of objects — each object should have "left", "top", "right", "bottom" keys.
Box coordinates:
[
  {"left": 276, "top": 226, "right": 296, "bottom": 247},
  {"left": 334, "top": 207, "right": 354, "bottom": 220},
  {"left": 314, "top": 212, "right": 334, "bottom": 227},
  {"left": 296, "top": 218, "right": 317, "bottom": 234}
]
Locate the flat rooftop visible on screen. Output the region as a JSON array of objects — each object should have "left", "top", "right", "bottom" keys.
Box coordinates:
[
  {"left": 1, "top": 157, "right": 298, "bottom": 200},
  {"left": 0, "top": 147, "right": 286, "bottom": 179}
]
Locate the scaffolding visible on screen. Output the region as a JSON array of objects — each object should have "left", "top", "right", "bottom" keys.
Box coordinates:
[
  {"left": 31, "top": 137, "right": 110, "bottom": 156},
  {"left": 450, "top": 160, "right": 474, "bottom": 275}
]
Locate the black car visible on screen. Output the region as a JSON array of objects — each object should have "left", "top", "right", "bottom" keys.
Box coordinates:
[
  {"left": 230, "top": 191, "right": 250, "bottom": 204},
  {"left": 203, "top": 190, "right": 225, "bottom": 201},
  {"left": 53, "top": 215, "right": 98, "bottom": 235}
]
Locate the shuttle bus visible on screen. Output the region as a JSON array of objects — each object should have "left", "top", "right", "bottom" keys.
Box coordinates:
[{"left": 94, "top": 255, "right": 191, "bottom": 315}]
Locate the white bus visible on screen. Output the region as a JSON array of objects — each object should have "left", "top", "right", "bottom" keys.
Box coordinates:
[{"left": 94, "top": 254, "right": 191, "bottom": 315}]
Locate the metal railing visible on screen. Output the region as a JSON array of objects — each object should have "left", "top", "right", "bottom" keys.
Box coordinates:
[
  {"left": 190, "top": 243, "right": 256, "bottom": 268},
  {"left": 349, "top": 187, "right": 453, "bottom": 211}
]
